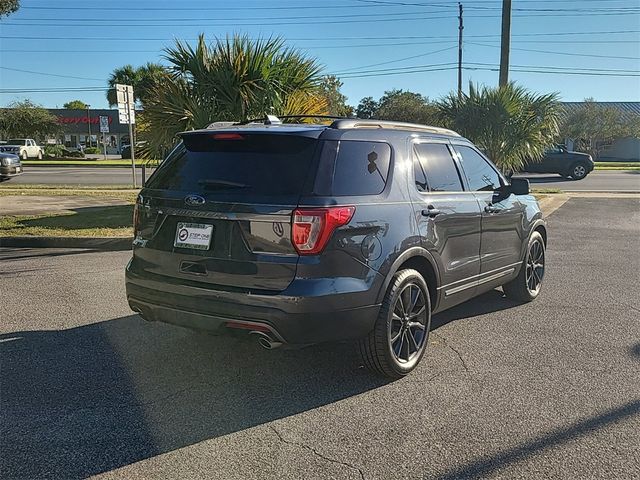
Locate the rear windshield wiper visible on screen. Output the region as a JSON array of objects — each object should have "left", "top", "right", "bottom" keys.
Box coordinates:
[{"left": 198, "top": 179, "right": 249, "bottom": 189}]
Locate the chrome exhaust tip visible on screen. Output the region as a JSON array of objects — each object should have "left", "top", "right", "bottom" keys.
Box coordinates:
[{"left": 249, "top": 330, "right": 283, "bottom": 350}]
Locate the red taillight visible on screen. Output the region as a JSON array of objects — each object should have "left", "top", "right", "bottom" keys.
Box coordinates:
[
  {"left": 211, "top": 133, "right": 244, "bottom": 140},
  {"left": 291, "top": 206, "right": 355, "bottom": 255},
  {"left": 133, "top": 202, "right": 141, "bottom": 237}
]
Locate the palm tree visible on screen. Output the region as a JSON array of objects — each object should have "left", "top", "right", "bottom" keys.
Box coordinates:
[
  {"left": 437, "top": 83, "right": 561, "bottom": 173},
  {"left": 106, "top": 63, "right": 168, "bottom": 107},
  {"left": 140, "top": 34, "right": 325, "bottom": 156}
]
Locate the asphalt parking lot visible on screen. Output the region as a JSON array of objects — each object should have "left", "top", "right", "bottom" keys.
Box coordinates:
[{"left": 1, "top": 197, "right": 639, "bottom": 479}]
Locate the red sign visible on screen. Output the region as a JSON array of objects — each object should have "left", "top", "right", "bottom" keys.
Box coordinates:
[{"left": 57, "top": 116, "right": 113, "bottom": 125}]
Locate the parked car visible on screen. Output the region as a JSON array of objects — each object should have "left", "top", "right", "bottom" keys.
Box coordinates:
[
  {"left": 0, "top": 153, "right": 23, "bottom": 181},
  {"left": 125, "top": 117, "right": 547, "bottom": 378},
  {"left": 0, "top": 139, "right": 44, "bottom": 160},
  {"left": 522, "top": 145, "right": 594, "bottom": 180},
  {"left": 121, "top": 141, "right": 147, "bottom": 159}
]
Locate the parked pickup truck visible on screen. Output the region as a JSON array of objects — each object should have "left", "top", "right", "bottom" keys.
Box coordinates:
[{"left": 0, "top": 138, "right": 44, "bottom": 160}]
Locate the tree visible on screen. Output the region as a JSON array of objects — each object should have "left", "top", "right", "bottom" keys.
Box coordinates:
[
  {"left": 437, "top": 83, "right": 561, "bottom": 172},
  {"left": 0, "top": 0, "right": 19, "bottom": 17},
  {"left": 106, "top": 63, "right": 168, "bottom": 107},
  {"left": 375, "top": 89, "right": 437, "bottom": 124},
  {"left": 356, "top": 97, "right": 378, "bottom": 119},
  {"left": 560, "top": 99, "right": 640, "bottom": 158},
  {"left": 141, "top": 34, "right": 325, "bottom": 156},
  {"left": 355, "top": 90, "right": 437, "bottom": 124},
  {"left": 63, "top": 100, "right": 89, "bottom": 110},
  {"left": 317, "top": 75, "right": 352, "bottom": 117},
  {"left": 0, "top": 100, "right": 60, "bottom": 139}
]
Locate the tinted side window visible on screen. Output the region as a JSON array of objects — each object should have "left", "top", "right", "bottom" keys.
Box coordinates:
[
  {"left": 413, "top": 154, "right": 428, "bottom": 192},
  {"left": 415, "top": 143, "right": 463, "bottom": 192},
  {"left": 314, "top": 140, "right": 391, "bottom": 196},
  {"left": 456, "top": 145, "right": 501, "bottom": 192}
]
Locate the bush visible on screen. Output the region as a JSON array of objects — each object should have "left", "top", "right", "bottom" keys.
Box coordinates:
[
  {"left": 43, "top": 145, "right": 85, "bottom": 159},
  {"left": 44, "top": 145, "right": 65, "bottom": 158},
  {"left": 84, "top": 147, "right": 101, "bottom": 154}
]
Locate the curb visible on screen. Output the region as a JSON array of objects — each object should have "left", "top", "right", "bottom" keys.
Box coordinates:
[{"left": 0, "top": 236, "right": 133, "bottom": 251}]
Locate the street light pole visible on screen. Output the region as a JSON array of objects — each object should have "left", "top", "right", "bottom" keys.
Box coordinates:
[{"left": 86, "top": 104, "right": 92, "bottom": 149}]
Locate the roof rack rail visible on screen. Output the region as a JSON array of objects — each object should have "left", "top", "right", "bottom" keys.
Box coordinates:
[
  {"left": 236, "top": 114, "right": 351, "bottom": 125},
  {"left": 329, "top": 119, "right": 460, "bottom": 137}
]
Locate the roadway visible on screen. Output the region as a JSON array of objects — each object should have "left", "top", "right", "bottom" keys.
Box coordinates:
[
  {"left": 4, "top": 167, "right": 640, "bottom": 192},
  {"left": 1, "top": 197, "right": 639, "bottom": 479}
]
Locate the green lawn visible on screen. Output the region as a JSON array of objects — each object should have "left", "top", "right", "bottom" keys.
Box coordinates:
[
  {"left": 0, "top": 205, "right": 134, "bottom": 237},
  {"left": 0, "top": 185, "right": 139, "bottom": 202}
]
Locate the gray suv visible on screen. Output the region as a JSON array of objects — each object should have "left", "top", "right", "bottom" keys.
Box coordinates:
[{"left": 125, "top": 117, "right": 547, "bottom": 378}]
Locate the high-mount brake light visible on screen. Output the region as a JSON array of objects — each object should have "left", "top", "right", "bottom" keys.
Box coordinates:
[
  {"left": 211, "top": 133, "right": 244, "bottom": 140},
  {"left": 291, "top": 206, "right": 355, "bottom": 255}
]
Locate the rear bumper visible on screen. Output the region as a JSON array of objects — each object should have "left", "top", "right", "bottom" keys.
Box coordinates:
[{"left": 125, "top": 262, "right": 380, "bottom": 344}]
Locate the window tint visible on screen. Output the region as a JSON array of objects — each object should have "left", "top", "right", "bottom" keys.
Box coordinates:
[
  {"left": 314, "top": 140, "right": 391, "bottom": 196},
  {"left": 456, "top": 145, "right": 501, "bottom": 192},
  {"left": 146, "top": 134, "right": 317, "bottom": 196},
  {"left": 413, "top": 154, "right": 428, "bottom": 192},
  {"left": 414, "top": 143, "right": 463, "bottom": 192}
]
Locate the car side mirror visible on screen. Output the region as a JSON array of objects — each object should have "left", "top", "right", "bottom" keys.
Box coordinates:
[
  {"left": 495, "top": 178, "right": 529, "bottom": 198},
  {"left": 509, "top": 178, "right": 530, "bottom": 195}
]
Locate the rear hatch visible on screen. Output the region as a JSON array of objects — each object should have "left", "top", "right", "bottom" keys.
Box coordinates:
[{"left": 133, "top": 129, "right": 322, "bottom": 292}]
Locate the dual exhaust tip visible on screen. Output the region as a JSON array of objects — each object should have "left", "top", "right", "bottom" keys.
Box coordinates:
[{"left": 249, "top": 330, "right": 283, "bottom": 350}]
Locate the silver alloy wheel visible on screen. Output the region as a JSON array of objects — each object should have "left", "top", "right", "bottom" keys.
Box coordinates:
[
  {"left": 573, "top": 164, "right": 586, "bottom": 178},
  {"left": 389, "top": 283, "right": 428, "bottom": 363},
  {"left": 526, "top": 239, "right": 545, "bottom": 294}
]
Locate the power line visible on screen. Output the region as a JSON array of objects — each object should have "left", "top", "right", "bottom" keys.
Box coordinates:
[
  {"left": 1, "top": 30, "right": 637, "bottom": 42},
  {"left": 322, "top": 46, "right": 457, "bottom": 74},
  {"left": 0, "top": 66, "right": 104, "bottom": 81},
  {"left": 468, "top": 42, "right": 640, "bottom": 61}
]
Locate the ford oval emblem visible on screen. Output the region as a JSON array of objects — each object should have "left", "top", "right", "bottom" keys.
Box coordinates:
[{"left": 184, "top": 194, "right": 205, "bottom": 207}]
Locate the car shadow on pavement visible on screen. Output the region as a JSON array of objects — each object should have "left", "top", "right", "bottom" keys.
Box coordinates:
[
  {"left": 431, "top": 289, "right": 522, "bottom": 330},
  {"left": 0, "top": 316, "right": 387, "bottom": 479}
]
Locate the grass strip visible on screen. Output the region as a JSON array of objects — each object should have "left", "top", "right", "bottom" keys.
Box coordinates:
[{"left": 0, "top": 205, "right": 134, "bottom": 238}]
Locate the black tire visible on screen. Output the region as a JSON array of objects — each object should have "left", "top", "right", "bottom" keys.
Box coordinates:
[
  {"left": 37, "top": 150, "right": 43, "bottom": 160},
  {"left": 358, "top": 268, "right": 431, "bottom": 379},
  {"left": 21, "top": 151, "right": 28, "bottom": 161},
  {"left": 569, "top": 162, "right": 588, "bottom": 180},
  {"left": 503, "top": 231, "right": 546, "bottom": 302}
]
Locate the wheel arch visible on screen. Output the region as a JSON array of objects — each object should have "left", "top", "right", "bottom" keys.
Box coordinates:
[{"left": 376, "top": 247, "right": 440, "bottom": 311}]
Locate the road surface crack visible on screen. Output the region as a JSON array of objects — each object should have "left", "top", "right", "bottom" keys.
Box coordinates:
[
  {"left": 269, "top": 425, "right": 365, "bottom": 480},
  {"left": 432, "top": 332, "right": 469, "bottom": 372}
]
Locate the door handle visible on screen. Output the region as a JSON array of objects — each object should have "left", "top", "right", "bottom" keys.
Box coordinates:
[
  {"left": 422, "top": 205, "right": 441, "bottom": 217},
  {"left": 484, "top": 205, "right": 502, "bottom": 214}
]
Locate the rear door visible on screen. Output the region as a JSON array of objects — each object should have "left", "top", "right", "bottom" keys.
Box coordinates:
[
  {"left": 133, "top": 131, "right": 321, "bottom": 292},
  {"left": 452, "top": 143, "right": 526, "bottom": 286},
  {"left": 411, "top": 140, "right": 482, "bottom": 310}
]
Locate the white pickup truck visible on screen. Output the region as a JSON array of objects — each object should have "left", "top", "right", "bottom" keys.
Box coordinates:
[{"left": 0, "top": 138, "right": 44, "bottom": 160}]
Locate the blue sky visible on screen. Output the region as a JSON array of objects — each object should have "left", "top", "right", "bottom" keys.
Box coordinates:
[{"left": 0, "top": 0, "right": 638, "bottom": 109}]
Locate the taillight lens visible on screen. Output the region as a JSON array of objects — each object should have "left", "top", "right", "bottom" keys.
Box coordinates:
[
  {"left": 291, "top": 206, "right": 355, "bottom": 255},
  {"left": 133, "top": 201, "right": 142, "bottom": 237}
]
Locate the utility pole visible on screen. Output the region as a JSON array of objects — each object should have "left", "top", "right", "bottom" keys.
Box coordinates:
[
  {"left": 458, "top": 3, "right": 464, "bottom": 97},
  {"left": 86, "top": 104, "right": 92, "bottom": 149},
  {"left": 499, "top": 0, "right": 512, "bottom": 87}
]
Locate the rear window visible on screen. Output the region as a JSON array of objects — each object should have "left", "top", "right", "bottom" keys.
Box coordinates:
[
  {"left": 146, "top": 133, "right": 317, "bottom": 195},
  {"left": 313, "top": 140, "right": 391, "bottom": 196},
  {"left": 414, "top": 143, "right": 463, "bottom": 192}
]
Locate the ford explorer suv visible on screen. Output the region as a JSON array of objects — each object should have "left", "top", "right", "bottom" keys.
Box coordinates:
[
  {"left": 522, "top": 145, "right": 594, "bottom": 180},
  {"left": 0, "top": 139, "right": 44, "bottom": 160},
  {"left": 125, "top": 117, "right": 547, "bottom": 378}
]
